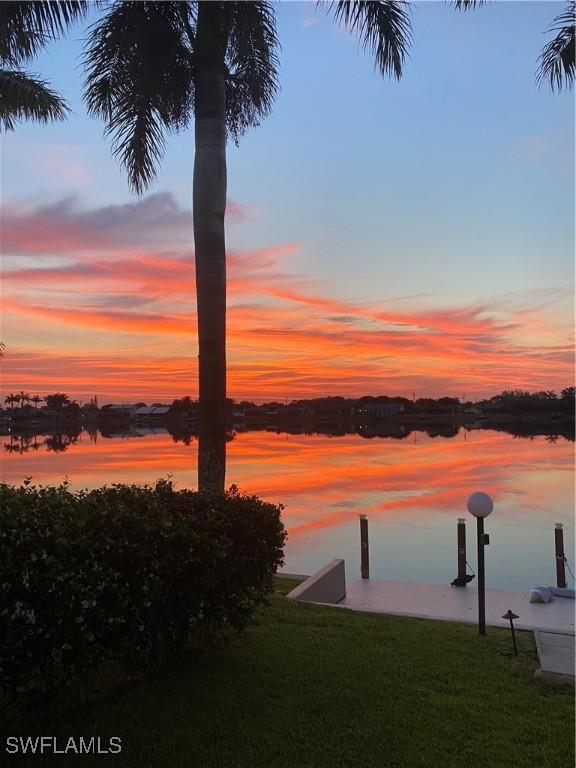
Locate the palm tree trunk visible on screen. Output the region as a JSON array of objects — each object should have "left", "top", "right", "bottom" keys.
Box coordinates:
[{"left": 193, "top": 2, "right": 227, "bottom": 492}]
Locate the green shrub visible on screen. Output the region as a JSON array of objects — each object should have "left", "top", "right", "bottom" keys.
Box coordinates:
[{"left": 0, "top": 480, "right": 285, "bottom": 705}]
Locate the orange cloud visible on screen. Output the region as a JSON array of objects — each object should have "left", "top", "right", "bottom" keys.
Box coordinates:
[{"left": 2, "top": 194, "right": 572, "bottom": 402}]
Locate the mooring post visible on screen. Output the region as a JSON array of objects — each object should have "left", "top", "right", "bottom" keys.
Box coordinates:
[
  {"left": 359, "top": 514, "right": 369, "bottom": 579},
  {"left": 457, "top": 518, "right": 467, "bottom": 580},
  {"left": 555, "top": 523, "right": 566, "bottom": 589}
]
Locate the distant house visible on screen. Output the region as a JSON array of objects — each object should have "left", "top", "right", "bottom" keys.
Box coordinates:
[
  {"left": 482, "top": 397, "right": 506, "bottom": 413},
  {"left": 244, "top": 407, "right": 267, "bottom": 422},
  {"left": 134, "top": 406, "right": 170, "bottom": 420},
  {"left": 311, "top": 399, "right": 354, "bottom": 423},
  {"left": 282, "top": 405, "right": 312, "bottom": 420},
  {"left": 99, "top": 404, "right": 138, "bottom": 419},
  {"left": 356, "top": 401, "right": 404, "bottom": 419}
]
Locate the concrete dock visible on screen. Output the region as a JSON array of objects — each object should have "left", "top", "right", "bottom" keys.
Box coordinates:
[
  {"left": 287, "top": 566, "right": 575, "bottom": 678},
  {"left": 341, "top": 578, "right": 575, "bottom": 679},
  {"left": 342, "top": 578, "right": 575, "bottom": 634}
]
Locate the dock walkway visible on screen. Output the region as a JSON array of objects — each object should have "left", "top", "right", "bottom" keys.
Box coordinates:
[
  {"left": 342, "top": 578, "right": 575, "bottom": 634},
  {"left": 341, "top": 579, "right": 575, "bottom": 679},
  {"left": 287, "top": 569, "right": 575, "bottom": 679}
]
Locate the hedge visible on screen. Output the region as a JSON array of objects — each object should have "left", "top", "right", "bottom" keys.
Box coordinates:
[{"left": 0, "top": 480, "right": 285, "bottom": 705}]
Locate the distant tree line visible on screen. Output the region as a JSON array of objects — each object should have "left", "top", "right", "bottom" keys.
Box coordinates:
[
  {"left": 3, "top": 392, "right": 74, "bottom": 411},
  {"left": 478, "top": 388, "right": 575, "bottom": 416},
  {"left": 3, "top": 389, "right": 574, "bottom": 452},
  {"left": 2, "top": 389, "right": 574, "bottom": 419}
]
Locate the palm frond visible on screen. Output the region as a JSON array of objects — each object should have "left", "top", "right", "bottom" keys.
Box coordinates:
[
  {"left": 225, "top": 1, "right": 280, "bottom": 140},
  {"left": 536, "top": 1, "right": 575, "bottom": 91},
  {"left": 326, "top": 1, "right": 412, "bottom": 80},
  {"left": 83, "top": 1, "right": 194, "bottom": 194},
  {"left": 105, "top": 93, "right": 168, "bottom": 196},
  {"left": 0, "top": 68, "right": 68, "bottom": 131},
  {"left": 0, "top": 1, "right": 88, "bottom": 66},
  {"left": 452, "top": 1, "right": 487, "bottom": 9}
]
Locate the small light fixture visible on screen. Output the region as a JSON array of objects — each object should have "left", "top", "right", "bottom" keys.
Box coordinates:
[{"left": 502, "top": 609, "right": 519, "bottom": 656}]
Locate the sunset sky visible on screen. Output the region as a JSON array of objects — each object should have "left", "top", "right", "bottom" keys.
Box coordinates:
[{"left": 1, "top": 1, "right": 574, "bottom": 404}]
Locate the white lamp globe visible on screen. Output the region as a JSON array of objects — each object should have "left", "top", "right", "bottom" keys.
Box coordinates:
[{"left": 467, "top": 491, "right": 494, "bottom": 518}]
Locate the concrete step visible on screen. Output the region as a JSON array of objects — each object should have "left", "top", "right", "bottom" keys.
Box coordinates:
[{"left": 535, "top": 631, "right": 575, "bottom": 679}]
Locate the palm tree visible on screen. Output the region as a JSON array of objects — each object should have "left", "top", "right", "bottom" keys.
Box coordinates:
[
  {"left": 16, "top": 391, "right": 31, "bottom": 410},
  {"left": 536, "top": 1, "right": 575, "bottom": 92},
  {"left": 44, "top": 393, "right": 71, "bottom": 411},
  {"left": 31, "top": 394, "right": 43, "bottom": 409},
  {"left": 0, "top": 1, "right": 87, "bottom": 131},
  {"left": 82, "top": 0, "right": 412, "bottom": 491},
  {"left": 4, "top": 394, "right": 18, "bottom": 410}
]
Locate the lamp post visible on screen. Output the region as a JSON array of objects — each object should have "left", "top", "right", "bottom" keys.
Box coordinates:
[{"left": 467, "top": 491, "right": 494, "bottom": 636}]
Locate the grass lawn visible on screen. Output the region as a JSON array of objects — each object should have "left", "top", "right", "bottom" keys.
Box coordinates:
[{"left": 5, "top": 579, "right": 574, "bottom": 768}]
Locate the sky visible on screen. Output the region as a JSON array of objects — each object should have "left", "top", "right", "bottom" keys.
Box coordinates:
[{"left": 1, "top": 1, "right": 574, "bottom": 404}]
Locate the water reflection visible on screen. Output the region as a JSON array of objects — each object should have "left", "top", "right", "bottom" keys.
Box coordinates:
[
  {"left": 1, "top": 424, "right": 573, "bottom": 589},
  {"left": 2, "top": 417, "right": 573, "bottom": 455},
  {"left": 4, "top": 431, "right": 82, "bottom": 454}
]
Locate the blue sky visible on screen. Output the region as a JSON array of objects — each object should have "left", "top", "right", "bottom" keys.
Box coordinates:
[{"left": 1, "top": 1, "right": 574, "bottom": 401}]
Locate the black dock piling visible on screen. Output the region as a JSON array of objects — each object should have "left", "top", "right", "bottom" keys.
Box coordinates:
[
  {"left": 555, "top": 523, "right": 567, "bottom": 589},
  {"left": 359, "top": 515, "right": 369, "bottom": 579}
]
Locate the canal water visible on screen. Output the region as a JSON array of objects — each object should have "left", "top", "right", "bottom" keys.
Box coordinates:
[{"left": 1, "top": 427, "right": 573, "bottom": 590}]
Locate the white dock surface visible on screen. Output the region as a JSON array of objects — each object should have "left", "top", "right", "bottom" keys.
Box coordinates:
[{"left": 342, "top": 579, "right": 575, "bottom": 634}]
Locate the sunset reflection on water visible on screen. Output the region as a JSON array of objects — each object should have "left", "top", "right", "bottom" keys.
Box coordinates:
[{"left": 2, "top": 428, "right": 573, "bottom": 589}]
